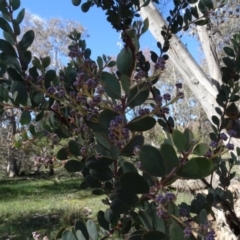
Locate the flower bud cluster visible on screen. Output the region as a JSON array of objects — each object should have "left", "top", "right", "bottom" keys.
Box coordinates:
[
  {"left": 108, "top": 116, "right": 130, "bottom": 148},
  {"left": 68, "top": 44, "right": 83, "bottom": 58},
  {"left": 155, "top": 57, "right": 166, "bottom": 70}
]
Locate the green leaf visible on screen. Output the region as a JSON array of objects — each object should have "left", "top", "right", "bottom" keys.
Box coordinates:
[
  {"left": 32, "top": 57, "right": 42, "bottom": 69},
  {"left": 0, "top": 39, "right": 17, "bottom": 57},
  {"left": 142, "top": 231, "right": 169, "bottom": 240},
  {"left": 31, "top": 91, "right": 44, "bottom": 105},
  {"left": 97, "top": 210, "right": 110, "bottom": 230},
  {"left": 129, "top": 230, "right": 146, "bottom": 240},
  {"left": 120, "top": 74, "right": 130, "bottom": 95},
  {"left": 72, "top": 0, "right": 81, "bottom": 6},
  {"left": 16, "top": 8, "right": 25, "bottom": 24},
  {"left": 20, "top": 110, "right": 31, "bottom": 125},
  {"left": 41, "top": 56, "right": 51, "bottom": 68},
  {"left": 183, "top": 128, "right": 194, "bottom": 151},
  {"left": 139, "top": 145, "right": 165, "bottom": 177},
  {"left": 177, "top": 157, "right": 215, "bottom": 179},
  {"left": 11, "top": 81, "right": 28, "bottom": 105},
  {"left": 195, "top": 18, "right": 209, "bottom": 26},
  {"left": 122, "top": 161, "right": 138, "bottom": 173},
  {"left": 64, "top": 159, "right": 83, "bottom": 172},
  {"left": 141, "top": 18, "right": 149, "bottom": 35},
  {"left": 97, "top": 56, "right": 103, "bottom": 69},
  {"left": 68, "top": 140, "right": 81, "bottom": 156},
  {"left": 125, "top": 116, "right": 156, "bottom": 132},
  {"left": 90, "top": 168, "right": 114, "bottom": 181},
  {"left": 223, "top": 47, "right": 235, "bottom": 58},
  {"left": 10, "top": 0, "right": 20, "bottom": 10},
  {"left": 18, "top": 30, "right": 35, "bottom": 52},
  {"left": 86, "top": 175, "right": 102, "bottom": 188},
  {"left": 193, "top": 143, "right": 209, "bottom": 156},
  {"left": 198, "top": 209, "right": 208, "bottom": 225},
  {"left": 0, "top": 17, "right": 13, "bottom": 36},
  {"left": 35, "top": 111, "right": 44, "bottom": 122},
  {"left": 12, "top": 20, "right": 20, "bottom": 36},
  {"left": 139, "top": 210, "right": 152, "bottom": 230},
  {"left": 117, "top": 189, "right": 139, "bottom": 205},
  {"left": 101, "top": 72, "right": 121, "bottom": 99},
  {"left": 110, "top": 198, "right": 131, "bottom": 214},
  {"left": 127, "top": 84, "right": 149, "bottom": 108},
  {"left": 169, "top": 221, "right": 185, "bottom": 240},
  {"left": 172, "top": 129, "right": 186, "bottom": 152},
  {"left": 98, "top": 109, "right": 119, "bottom": 130},
  {"left": 86, "top": 156, "right": 113, "bottom": 170},
  {"left": 76, "top": 230, "right": 86, "bottom": 240},
  {"left": 45, "top": 69, "right": 57, "bottom": 83},
  {"left": 120, "top": 172, "right": 149, "bottom": 194},
  {"left": 0, "top": 85, "right": 9, "bottom": 102},
  {"left": 202, "top": 0, "right": 214, "bottom": 9},
  {"left": 7, "top": 68, "right": 24, "bottom": 81},
  {"left": 160, "top": 143, "right": 179, "bottom": 171},
  {"left": 104, "top": 209, "right": 119, "bottom": 226},
  {"left": 56, "top": 148, "right": 68, "bottom": 160},
  {"left": 107, "top": 60, "right": 116, "bottom": 67},
  {"left": 61, "top": 230, "right": 77, "bottom": 240},
  {"left": 3, "top": 31, "right": 15, "bottom": 45},
  {"left": 86, "top": 220, "right": 98, "bottom": 240},
  {"left": 74, "top": 221, "right": 89, "bottom": 240},
  {"left": 117, "top": 47, "right": 133, "bottom": 75},
  {"left": 81, "top": 1, "right": 92, "bottom": 12},
  {"left": 121, "top": 135, "right": 144, "bottom": 156}
]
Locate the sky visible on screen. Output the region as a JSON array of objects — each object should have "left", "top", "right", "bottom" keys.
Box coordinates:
[{"left": 19, "top": 0, "right": 201, "bottom": 62}]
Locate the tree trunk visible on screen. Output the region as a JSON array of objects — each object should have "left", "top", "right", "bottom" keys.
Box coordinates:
[
  {"left": 139, "top": 1, "right": 219, "bottom": 122},
  {"left": 6, "top": 109, "right": 19, "bottom": 177},
  {"left": 139, "top": 1, "right": 240, "bottom": 148}
]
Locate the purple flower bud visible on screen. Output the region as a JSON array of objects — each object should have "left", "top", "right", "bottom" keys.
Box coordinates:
[
  {"left": 114, "top": 104, "right": 122, "bottom": 112},
  {"left": 25, "top": 75, "right": 33, "bottom": 82},
  {"left": 134, "top": 145, "right": 141, "bottom": 156},
  {"left": 86, "top": 78, "right": 97, "bottom": 88},
  {"left": 37, "top": 75, "right": 44, "bottom": 83},
  {"left": 155, "top": 57, "right": 166, "bottom": 70},
  {"left": 178, "top": 92, "right": 184, "bottom": 99},
  {"left": 135, "top": 70, "right": 146, "bottom": 80},
  {"left": 81, "top": 147, "right": 87, "bottom": 155},
  {"left": 155, "top": 95, "right": 163, "bottom": 106},
  {"left": 220, "top": 133, "right": 228, "bottom": 141},
  {"left": 149, "top": 185, "right": 158, "bottom": 195},
  {"left": 93, "top": 95, "right": 101, "bottom": 103},
  {"left": 138, "top": 108, "right": 150, "bottom": 116},
  {"left": 47, "top": 87, "right": 55, "bottom": 95},
  {"left": 165, "top": 192, "right": 176, "bottom": 201},
  {"left": 228, "top": 130, "right": 237, "bottom": 137},
  {"left": 163, "top": 93, "right": 171, "bottom": 101},
  {"left": 96, "top": 86, "right": 104, "bottom": 94},
  {"left": 209, "top": 141, "right": 218, "bottom": 148},
  {"left": 51, "top": 103, "right": 60, "bottom": 111},
  {"left": 183, "top": 226, "right": 192, "bottom": 238},
  {"left": 162, "top": 107, "right": 169, "bottom": 114},
  {"left": 226, "top": 143, "right": 234, "bottom": 150},
  {"left": 176, "top": 82, "right": 183, "bottom": 89},
  {"left": 155, "top": 194, "right": 166, "bottom": 204},
  {"left": 57, "top": 89, "right": 65, "bottom": 98}
]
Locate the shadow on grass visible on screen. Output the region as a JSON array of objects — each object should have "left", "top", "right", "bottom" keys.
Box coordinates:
[
  {"left": 0, "top": 175, "right": 89, "bottom": 202},
  {"left": 0, "top": 208, "right": 85, "bottom": 240}
]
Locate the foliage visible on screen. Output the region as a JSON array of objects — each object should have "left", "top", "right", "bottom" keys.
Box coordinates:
[{"left": 0, "top": 0, "right": 239, "bottom": 239}]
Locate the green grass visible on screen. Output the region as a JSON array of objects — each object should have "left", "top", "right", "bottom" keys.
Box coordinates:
[
  {"left": 0, "top": 170, "right": 106, "bottom": 240},
  {"left": 0, "top": 166, "right": 220, "bottom": 240}
]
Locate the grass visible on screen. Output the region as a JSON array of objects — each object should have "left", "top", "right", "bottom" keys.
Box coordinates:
[
  {"left": 0, "top": 167, "right": 203, "bottom": 240},
  {"left": 0, "top": 169, "right": 106, "bottom": 240}
]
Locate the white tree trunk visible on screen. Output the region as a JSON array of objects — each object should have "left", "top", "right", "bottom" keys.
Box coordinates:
[{"left": 139, "top": 0, "right": 219, "bottom": 122}]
